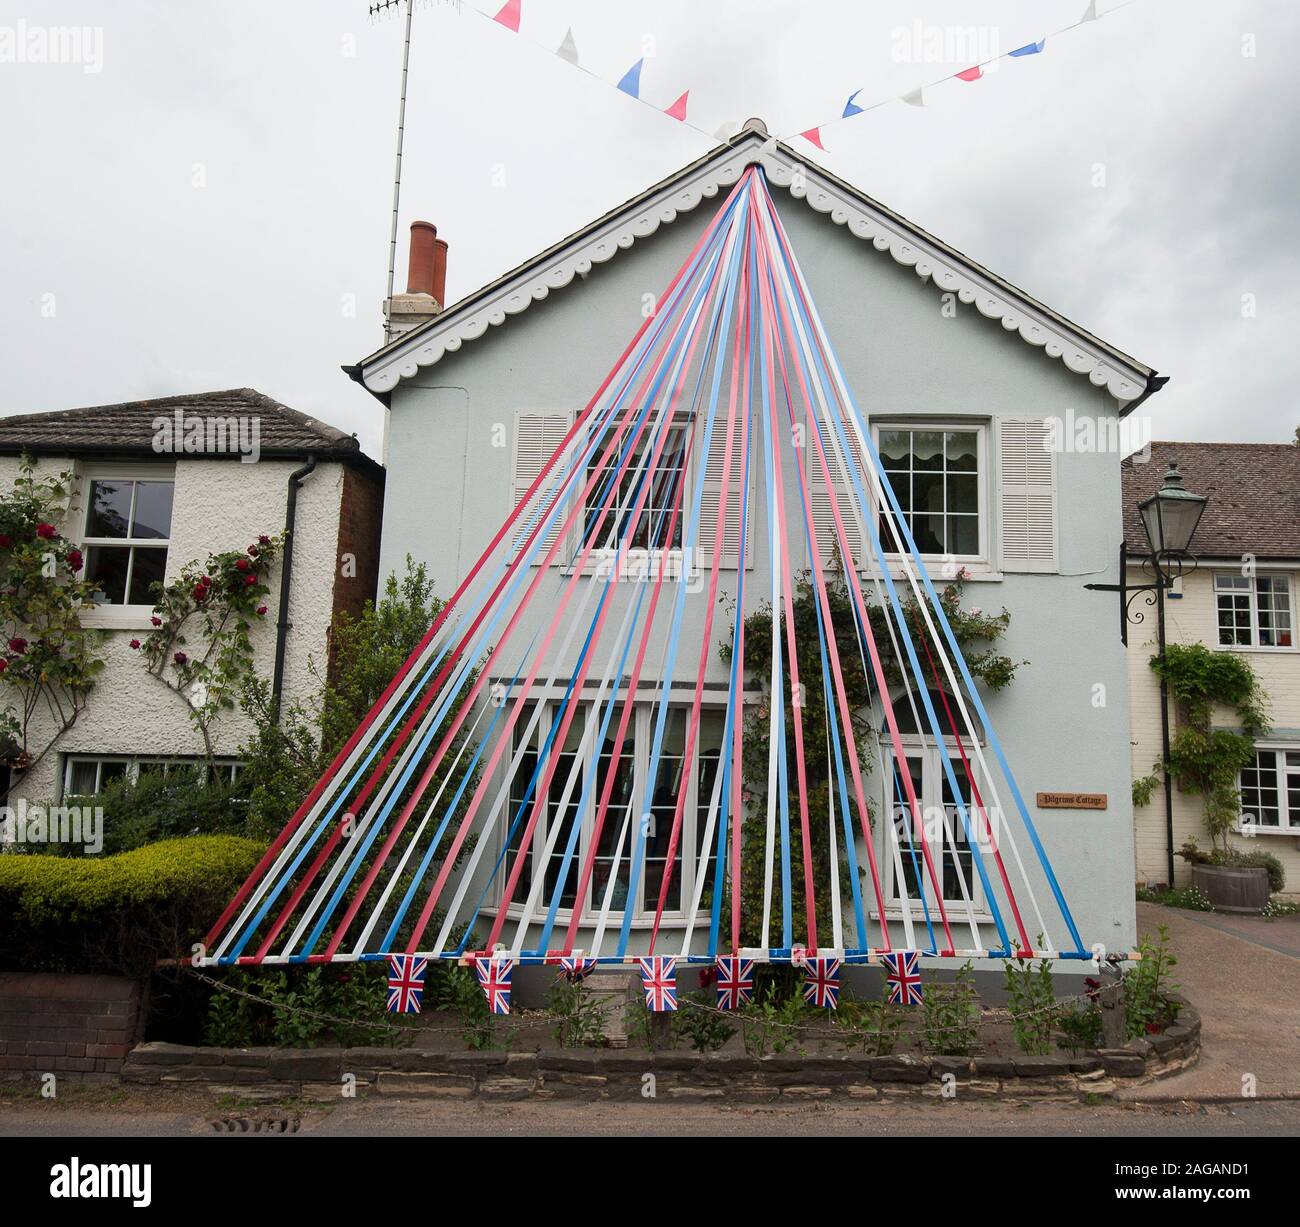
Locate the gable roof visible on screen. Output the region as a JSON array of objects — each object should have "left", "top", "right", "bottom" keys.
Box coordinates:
[
  {"left": 353, "top": 121, "right": 1162, "bottom": 410},
  {"left": 1121, "top": 441, "right": 1300, "bottom": 560},
  {"left": 0, "top": 388, "right": 382, "bottom": 475}
]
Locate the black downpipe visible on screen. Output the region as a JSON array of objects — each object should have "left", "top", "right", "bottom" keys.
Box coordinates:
[{"left": 271, "top": 455, "right": 318, "bottom": 720}]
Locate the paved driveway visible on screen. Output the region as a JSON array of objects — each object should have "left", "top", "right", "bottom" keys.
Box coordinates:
[{"left": 1126, "top": 901, "right": 1300, "bottom": 1101}]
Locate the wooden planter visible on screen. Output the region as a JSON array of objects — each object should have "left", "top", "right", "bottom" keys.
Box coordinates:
[{"left": 1191, "top": 863, "right": 1270, "bottom": 914}]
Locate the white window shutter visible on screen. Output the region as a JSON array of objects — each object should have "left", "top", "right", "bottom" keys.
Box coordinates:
[
  {"left": 697, "top": 414, "right": 751, "bottom": 569},
  {"left": 511, "top": 412, "right": 572, "bottom": 563},
  {"left": 997, "top": 416, "right": 1057, "bottom": 573},
  {"left": 809, "top": 422, "right": 870, "bottom": 574}
]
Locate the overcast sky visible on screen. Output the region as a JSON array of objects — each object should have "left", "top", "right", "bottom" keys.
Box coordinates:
[{"left": 3, "top": 0, "right": 1295, "bottom": 459}]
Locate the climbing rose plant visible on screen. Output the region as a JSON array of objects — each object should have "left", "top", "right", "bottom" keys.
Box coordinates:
[
  {"left": 0, "top": 456, "right": 106, "bottom": 780},
  {"left": 136, "top": 534, "right": 282, "bottom": 757}
]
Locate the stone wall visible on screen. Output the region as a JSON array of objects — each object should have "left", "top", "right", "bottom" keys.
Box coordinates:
[
  {"left": 120, "top": 1005, "right": 1200, "bottom": 1104},
  {"left": 0, "top": 972, "right": 141, "bottom": 1082}
]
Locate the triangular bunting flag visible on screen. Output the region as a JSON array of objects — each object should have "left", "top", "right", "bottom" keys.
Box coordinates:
[
  {"left": 638, "top": 956, "right": 677, "bottom": 1011},
  {"left": 715, "top": 956, "right": 755, "bottom": 1009},
  {"left": 799, "top": 127, "right": 825, "bottom": 150},
  {"left": 901, "top": 87, "right": 925, "bottom": 107},
  {"left": 713, "top": 119, "right": 740, "bottom": 141},
  {"left": 472, "top": 955, "right": 513, "bottom": 1014},
  {"left": 883, "top": 950, "right": 924, "bottom": 1005},
  {"left": 955, "top": 66, "right": 983, "bottom": 82},
  {"left": 802, "top": 956, "right": 842, "bottom": 1009},
  {"left": 491, "top": 0, "right": 521, "bottom": 34},
  {"left": 1009, "top": 38, "right": 1046, "bottom": 57},
  {"left": 555, "top": 25, "right": 578, "bottom": 65},
  {"left": 386, "top": 954, "right": 427, "bottom": 1014},
  {"left": 1080, "top": 0, "right": 1098, "bottom": 22},
  {"left": 665, "top": 90, "right": 689, "bottom": 122},
  {"left": 842, "top": 89, "right": 865, "bottom": 119},
  {"left": 617, "top": 58, "right": 644, "bottom": 99}
]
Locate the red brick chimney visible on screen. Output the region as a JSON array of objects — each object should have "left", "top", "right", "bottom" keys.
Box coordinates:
[{"left": 386, "top": 220, "right": 447, "bottom": 338}]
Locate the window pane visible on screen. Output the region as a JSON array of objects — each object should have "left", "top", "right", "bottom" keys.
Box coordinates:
[
  {"left": 912, "top": 514, "right": 944, "bottom": 555},
  {"left": 128, "top": 547, "right": 167, "bottom": 605},
  {"left": 67, "top": 760, "right": 99, "bottom": 795},
  {"left": 694, "top": 712, "right": 725, "bottom": 911},
  {"left": 131, "top": 482, "right": 174, "bottom": 540},
  {"left": 945, "top": 431, "right": 978, "bottom": 472},
  {"left": 506, "top": 708, "right": 538, "bottom": 893},
  {"left": 946, "top": 473, "right": 978, "bottom": 514},
  {"left": 543, "top": 711, "right": 585, "bottom": 908},
  {"left": 911, "top": 431, "right": 944, "bottom": 471},
  {"left": 99, "top": 761, "right": 128, "bottom": 786},
  {"left": 949, "top": 515, "right": 979, "bottom": 557},
  {"left": 592, "top": 722, "right": 634, "bottom": 913},
  {"left": 85, "top": 544, "right": 130, "bottom": 605},
  {"left": 878, "top": 430, "right": 910, "bottom": 470},
  {"left": 85, "top": 480, "right": 132, "bottom": 539},
  {"left": 912, "top": 471, "right": 944, "bottom": 515}
]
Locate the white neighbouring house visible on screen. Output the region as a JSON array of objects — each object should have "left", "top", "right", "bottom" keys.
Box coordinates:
[
  {"left": 1124, "top": 442, "right": 1300, "bottom": 892},
  {"left": 0, "top": 389, "right": 384, "bottom": 809}
]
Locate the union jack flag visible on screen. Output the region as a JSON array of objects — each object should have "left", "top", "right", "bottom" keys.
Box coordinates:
[
  {"left": 557, "top": 956, "right": 598, "bottom": 983},
  {"left": 638, "top": 956, "right": 677, "bottom": 1012},
  {"left": 473, "top": 956, "right": 514, "bottom": 1015},
  {"left": 883, "top": 950, "right": 924, "bottom": 1006},
  {"left": 714, "top": 956, "right": 755, "bottom": 1010},
  {"left": 386, "top": 954, "right": 427, "bottom": 1014},
  {"left": 802, "top": 956, "right": 842, "bottom": 1009}
]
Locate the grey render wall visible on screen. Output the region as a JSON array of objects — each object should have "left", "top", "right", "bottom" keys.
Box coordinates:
[{"left": 378, "top": 175, "right": 1137, "bottom": 959}]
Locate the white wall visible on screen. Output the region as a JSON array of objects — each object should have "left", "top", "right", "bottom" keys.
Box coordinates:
[{"left": 0, "top": 454, "right": 347, "bottom": 802}]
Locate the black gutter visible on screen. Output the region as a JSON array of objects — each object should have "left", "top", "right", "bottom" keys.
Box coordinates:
[
  {"left": 271, "top": 455, "right": 318, "bottom": 720},
  {"left": 1118, "top": 371, "right": 1170, "bottom": 420}
]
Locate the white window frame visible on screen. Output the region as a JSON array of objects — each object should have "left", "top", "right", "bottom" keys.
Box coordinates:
[
  {"left": 1213, "top": 570, "right": 1296, "bottom": 652},
  {"left": 577, "top": 414, "right": 697, "bottom": 577},
  {"left": 76, "top": 462, "right": 176, "bottom": 629},
  {"left": 494, "top": 698, "right": 725, "bottom": 928},
  {"left": 62, "top": 753, "right": 241, "bottom": 799},
  {"left": 1239, "top": 744, "right": 1300, "bottom": 836},
  {"left": 877, "top": 737, "right": 993, "bottom": 922},
  {"left": 867, "top": 419, "right": 992, "bottom": 574}
]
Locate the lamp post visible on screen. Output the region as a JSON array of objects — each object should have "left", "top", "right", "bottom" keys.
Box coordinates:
[{"left": 1085, "top": 461, "right": 1208, "bottom": 888}]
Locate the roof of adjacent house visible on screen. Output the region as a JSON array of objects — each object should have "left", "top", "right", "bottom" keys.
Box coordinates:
[
  {"left": 353, "top": 119, "right": 1162, "bottom": 410},
  {"left": 0, "top": 388, "right": 382, "bottom": 476},
  {"left": 1121, "top": 441, "right": 1300, "bottom": 560}
]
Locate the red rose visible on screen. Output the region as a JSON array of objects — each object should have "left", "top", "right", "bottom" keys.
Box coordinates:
[
  {"left": 7, "top": 637, "right": 27, "bottom": 654},
  {"left": 0, "top": 534, "right": 11, "bottom": 549},
  {"left": 151, "top": 615, "right": 162, "bottom": 627},
  {"left": 67, "top": 548, "right": 83, "bottom": 572},
  {"left": 35, "top": 523, "right": 57, "bottom": 540},
  {"left": 1145, "top": 1021, "right": 1161, "bottom": 1035},
  {"left": 129, "top": 638, "right": 141, "bottom": 650},
  {"left": 0, "top": 659, "right": 8, "bottom": 673},
  {"left": 256, "top": 605, "right": 267, "bottom": 616},
  {"left": 173, "top": 651, "right": 188, "bottom": 666},
  {"left": 247, "top": 545, "right": 259, "bottom": 557},
  {"left": 245, "top": 573, "right": 257, "bottom": 586},
  {"left": 258, "top": 535, "right": 270, "bottom": 546},
  {"left": 235, "top": 558, "right": 250, "bottom": 572},
  {"left": 192, "top": 581, "right": 210, "bottom": 602},
  {"left": 698, "top": 967, "right": 717, "bottom": 989}
]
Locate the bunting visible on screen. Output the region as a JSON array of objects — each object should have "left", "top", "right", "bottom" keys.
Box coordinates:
[
  {"left": 802, "top": 957, "right": 842, "bottom": 1010},
  {"left": 473, "top": 955, "right": 514, "bottom": 1015},
  {"left": 386, "top": 954, "right": 427, "bottom": 1014},
  {"left": 639, "top": 957, "right": 678, "bottom": 1012},
  {"left": 715, "top": 956, "right": 755, "bottom": 1010},
  {"left": 883, "top": 951, "right": 925, "bottom": 1006}
]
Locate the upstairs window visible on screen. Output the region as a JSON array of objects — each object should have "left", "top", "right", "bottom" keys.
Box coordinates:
[
  {"left": 876, "top": 426, "right": 983, "bottom": 558},
  {"left": 81, "top": 473, "right": 174, "bottom": 606},
  {"left": 1215, "top": 573, "right": 1294, "bottom": 649}
]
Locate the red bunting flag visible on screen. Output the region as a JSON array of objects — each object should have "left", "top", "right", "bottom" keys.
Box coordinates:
[
  {"left": 665, "top": 90, "right": 689, "bottom": 122},
  {"left": 492, "top": 0, "right": 521, "bottom": 33},
  {"left": 955, "top": 66, "right": 983, "bottom": 82},
  {"left": 799, "top": 127, "right": 825, "bottom": 149}
]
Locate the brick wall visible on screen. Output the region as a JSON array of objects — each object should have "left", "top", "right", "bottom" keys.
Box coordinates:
[
  {"left": 0, "top": 972, "right": 141, "bottom": 1082},
  {"left": 327, "top": 463, "right": 385, "bottom": 682}
]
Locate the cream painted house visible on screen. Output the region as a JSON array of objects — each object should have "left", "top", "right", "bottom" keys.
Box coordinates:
[
  {"left": 1125, "top": 442, "right": 1300, "bottom": 891},
  {"left": 0, "top": 389, "right": 383, "bottom": 807}
]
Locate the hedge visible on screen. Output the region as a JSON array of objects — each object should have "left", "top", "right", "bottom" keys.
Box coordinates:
[{"left": 0, "top": 835, "right": 263, "bottom": 978}]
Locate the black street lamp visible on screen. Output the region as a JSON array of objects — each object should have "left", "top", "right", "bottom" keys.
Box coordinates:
[{"left": 1085, "top": 460, "right": 1209, "bottom": 888}]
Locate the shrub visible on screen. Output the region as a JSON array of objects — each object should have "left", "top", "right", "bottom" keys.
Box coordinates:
[
  {"left": 920, "top": 961, "right": 980, "bottom": 1055},
  {"left": 1002, "top": 951, "right": 1056, "bottom": 1056},
  {"left": 673, "top": 991, "right": 736, "bottom": 1052},
  {"left": 834, "top": 997, "right": 903, "bottom": 1056},
  {"left": 1179, "top": 839, "right": 1284, "bottom": 893},
  {"left": 1125, "top": 924, "right": 1181, "bottom": 1038},
  {"left": 0, "top": 834, "right": 263, "bottom": 978},
  {"left": 546, "top": 976, "right": 609, "bottom": 1048}
]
